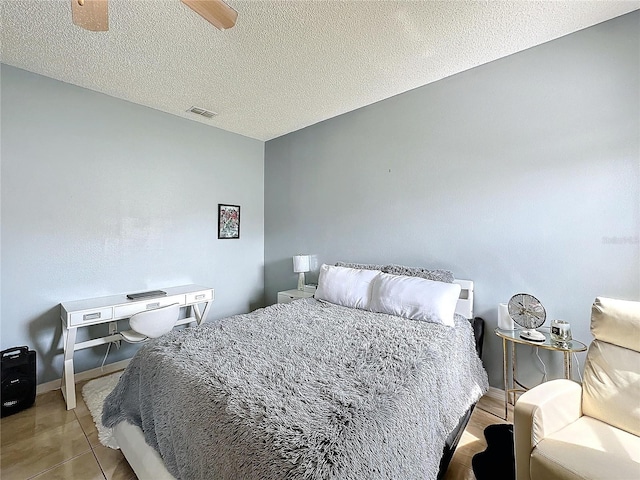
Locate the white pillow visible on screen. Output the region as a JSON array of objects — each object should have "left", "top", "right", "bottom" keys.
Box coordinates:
[
  {"left": 369, "top": 273, "right": 461, "bottom": 326},
  {"left": 315, "top": 264, "right": 381, "bottom": 310}
]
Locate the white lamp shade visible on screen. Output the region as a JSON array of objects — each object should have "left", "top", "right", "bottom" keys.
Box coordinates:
[
  {"left": 498, "top": 303, "right": 515, "bottom": 330},
  {"left": 293, "top": 255, "right": 310, "bottom": 273}
]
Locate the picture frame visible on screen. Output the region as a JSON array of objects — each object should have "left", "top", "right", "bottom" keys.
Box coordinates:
[{"left": 218, "top": 204, "right": 240, "bottom": 239}]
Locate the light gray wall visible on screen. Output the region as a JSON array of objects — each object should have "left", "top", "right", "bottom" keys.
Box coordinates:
[
  {"left": 1, "top": 65, "right": 265, "bottom": 384},
  {"left": 265, "top": 12, "right": 639, "bottom": 389}
]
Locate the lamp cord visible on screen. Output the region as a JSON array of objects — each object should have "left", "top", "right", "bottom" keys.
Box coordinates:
[
  {"left": 534, "top": 348, "right": 548, "bottom": 382},
  {"left": 534, "top": 349, "right": 583, "bottom": 384},
  {"left": 572, "top": 352, "right": 583, "bottom": 383}
]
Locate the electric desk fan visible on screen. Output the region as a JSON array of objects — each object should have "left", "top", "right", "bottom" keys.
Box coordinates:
[{"left": 507, "top": 293, "right": 546, "bottom": 342}]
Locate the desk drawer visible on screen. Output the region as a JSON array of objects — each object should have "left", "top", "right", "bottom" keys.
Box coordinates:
[
  {"left": 186, "top": 289, "right": 213, "bottom": 304},
  {"left": 69, "top": 307, "right": 114, "bottom": 327},
  {"left": 114, "top": 295, "right": 186, "bottom": 319}
]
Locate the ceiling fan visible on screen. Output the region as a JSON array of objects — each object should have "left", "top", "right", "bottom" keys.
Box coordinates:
[{"left": 71, "top": 0, "right": 238, "bottom": 32}]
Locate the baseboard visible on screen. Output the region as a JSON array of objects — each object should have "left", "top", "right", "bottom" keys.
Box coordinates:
[
  {"left": 486, "top": 386, "right": 505, "bottom": 400},
  {"left": 36, "top": 359, "right": 131, "bottom": 395}
]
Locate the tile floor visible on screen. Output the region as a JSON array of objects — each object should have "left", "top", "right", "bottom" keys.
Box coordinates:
[
  {"left": 1, "top": 376, "right": 512, "bottom": 480},
  {"left": 0, "top": 379, "right": 135, "bottom": 480}
]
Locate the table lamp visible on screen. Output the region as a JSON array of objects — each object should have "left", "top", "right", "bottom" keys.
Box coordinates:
[{"left": 293, "top": 254, "right": 310, "bottom": 291}]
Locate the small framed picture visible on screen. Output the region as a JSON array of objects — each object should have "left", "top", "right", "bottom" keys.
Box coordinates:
[{"left": 218, "top": 204, "right": 240, "bottom": 239}]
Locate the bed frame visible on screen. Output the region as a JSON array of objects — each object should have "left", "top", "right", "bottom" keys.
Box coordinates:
[
  {"left": 453, "top": 279, "right": 474, "bottom": 320},
  {"left": 113, "top": 279, "right": 483, "bottom": 480},
  {"left": 438, "top": 315, "right": 485, "bottom": 479}
]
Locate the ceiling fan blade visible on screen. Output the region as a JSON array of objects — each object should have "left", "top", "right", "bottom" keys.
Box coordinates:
[
  {"left": 181, "top": 0, "right": 237, "bottom": 31},
  {"left": 71, "top": 0, "right": 108, "bottom": 32}
]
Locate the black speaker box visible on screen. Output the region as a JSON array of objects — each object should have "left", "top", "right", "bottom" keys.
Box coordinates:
[{"left": 1, "top": 346, "right": 36, "bottom": 417}]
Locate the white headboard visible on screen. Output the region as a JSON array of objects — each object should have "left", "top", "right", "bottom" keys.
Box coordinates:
[{"left": 454, "top": 279, "right": 474, "bottom": 319}]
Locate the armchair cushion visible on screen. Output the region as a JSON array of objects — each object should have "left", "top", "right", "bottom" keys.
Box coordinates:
[
  {"left": 531, "top": 416, "right": 640, "bottom": 480},
  {"left": 582, "top": 338, "right": 640, "bottom": 436},
  {"left": 583, "top": 297, "right": 640, "bottom": 436},
  {"left": 516, "top": 379, "right": 640, "bottom": 480},
  {"left": 590, "top": 296, "right": 640, "bottom": 352}
]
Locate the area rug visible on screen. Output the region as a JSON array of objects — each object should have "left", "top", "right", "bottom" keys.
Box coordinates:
[
  {"left": 81, "top": 371, "right": 122, "bottom": 449},
  {"left": 472, "top": 423, "right": 515, "bottom": 480}
]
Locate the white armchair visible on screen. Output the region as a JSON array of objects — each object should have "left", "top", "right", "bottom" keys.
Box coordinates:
[{"left": 514, "top": 296, "right": 640, "bottom": 480}]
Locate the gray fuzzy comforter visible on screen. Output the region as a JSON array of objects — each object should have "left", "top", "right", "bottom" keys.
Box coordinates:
[{"left": 103, "top": 299, "right": 488, "bottom": 480}]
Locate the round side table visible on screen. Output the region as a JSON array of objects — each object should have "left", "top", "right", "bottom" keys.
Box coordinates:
[{"left": 494, "top": 327, "right": 587, "bottom": 420}]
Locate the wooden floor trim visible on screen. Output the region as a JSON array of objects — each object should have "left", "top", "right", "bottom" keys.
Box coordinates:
[{"left": 36, "top": 359, "right": 131, "bottom": 395}]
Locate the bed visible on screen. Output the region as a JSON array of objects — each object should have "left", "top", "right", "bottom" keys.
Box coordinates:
[{"left": 103, "top": 263, "right": 489, "bottom": 480}]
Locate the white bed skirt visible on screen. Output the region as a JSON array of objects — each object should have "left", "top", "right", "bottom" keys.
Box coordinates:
[{"left": 113, "top": 421, "right": 176, "bottom": 480}]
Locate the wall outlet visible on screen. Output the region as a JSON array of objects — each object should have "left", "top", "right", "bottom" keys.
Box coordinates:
[{"left": 109, "top": 322, "right": 121, "bottom": 349}]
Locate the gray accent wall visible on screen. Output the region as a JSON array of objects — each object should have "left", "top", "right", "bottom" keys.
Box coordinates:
[
  {"left": 1, "top": 65, "right": 264, "bottom": 384},
  {"left": 265, "top": 12, "right": 639, "bottom": 388}
]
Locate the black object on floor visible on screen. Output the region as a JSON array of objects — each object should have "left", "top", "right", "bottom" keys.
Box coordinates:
[
  {"left": 1, "top": 346, "right": 36, "bottom": 417},
  {"left": 472, "top": 423, "right": 515, "bottom": 480}
]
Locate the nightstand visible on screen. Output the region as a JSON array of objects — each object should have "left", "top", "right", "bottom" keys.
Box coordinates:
[{"left": 277, "top": 288, "right": 315, "bottom": 304}]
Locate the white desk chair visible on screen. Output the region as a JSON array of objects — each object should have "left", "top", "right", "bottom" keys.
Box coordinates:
[{"left": 120, "top": 303, "right": 181, "bottom": 343}]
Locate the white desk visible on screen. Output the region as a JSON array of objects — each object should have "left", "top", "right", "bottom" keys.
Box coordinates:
[{"left": 60, "top": 284, "right": 214, "bottom": 409}]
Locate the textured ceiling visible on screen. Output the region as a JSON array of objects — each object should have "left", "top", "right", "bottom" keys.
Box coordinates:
[{"left": 1, "top": 1, "right": 638, "bottom": 141}]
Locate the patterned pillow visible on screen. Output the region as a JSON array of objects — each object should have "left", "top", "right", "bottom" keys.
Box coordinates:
[
  {"left": 382, "top": 264, "right": 454, "bottom": 284},
  {"left": 335, "top": 262, "right": 384, "bottom": 271},
  {"left": 335, "top": 262, "right": 454, "bottom": 284}
]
